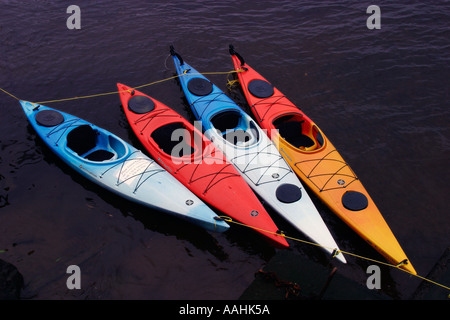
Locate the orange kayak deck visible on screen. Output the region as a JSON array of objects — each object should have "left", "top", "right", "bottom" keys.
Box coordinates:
[{"left": 230, "top": 50, "right": 416, "bottom": 274}]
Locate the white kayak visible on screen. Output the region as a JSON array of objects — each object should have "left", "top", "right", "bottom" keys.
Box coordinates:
[{"left": 170, "top": 47, "right": 346, "bottom": 263}]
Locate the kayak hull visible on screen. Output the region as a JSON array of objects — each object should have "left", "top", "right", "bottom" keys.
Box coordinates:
[
  {"left": 20, "top": 100, "right": 229, "bottom": 233},
  {"left": 229, "top": 49, "right": 416, "bottom": 274},
  {"left": 171, "top": 48, "right": 346, "bottom": 262},
  {"left": 117, "top": 83, "right": 288, "bottom": 248}
]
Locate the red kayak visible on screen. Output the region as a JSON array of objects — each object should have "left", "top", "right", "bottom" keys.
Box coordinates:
[{"left": 117, "top": 83, "right": 289, "bottom": 248}]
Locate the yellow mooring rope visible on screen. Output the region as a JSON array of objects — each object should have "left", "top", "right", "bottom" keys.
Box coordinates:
[
  {"left": 35, "top": 70, "right": 240, "bottom": 105},
  {"left": 216, "top": 215, "right": 450, "bottom": 293},
  {"left": 1, "top": 70, "right": 450, "bottom": 295},
  {"left": 0, "top": 87, "right": 21, "bottom": 101},
  {"left": 0, "top": 70, "right": 241, "bottom": 105}
]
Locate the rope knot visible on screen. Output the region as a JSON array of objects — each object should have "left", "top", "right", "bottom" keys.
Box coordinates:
[
  {"left": 215, "top": 216, "right": 232, "bottom": 223},
  {"left": 332, "top": 249, "right": 342, "bottom": 259},
  {"left": 396, "top": 259, "right": 408, "bottom": 267},
  {"left": 276, "top": 230, "right": 286, "bottom": 237}
]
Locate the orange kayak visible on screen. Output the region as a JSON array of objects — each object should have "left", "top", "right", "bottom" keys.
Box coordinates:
[
  {"left": 229, "top": 46, "right": 416, "bottom": 274},
  {"left": 117, "top": 83, "right": 289, "bottom": 248}
]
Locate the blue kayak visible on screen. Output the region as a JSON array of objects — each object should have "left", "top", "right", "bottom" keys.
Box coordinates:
[
  {"left": 20, "top": 100, "right": 229, "bottom": 232},
  {"left": 169, "top": 47, "right": 346, "bottom": 263}
]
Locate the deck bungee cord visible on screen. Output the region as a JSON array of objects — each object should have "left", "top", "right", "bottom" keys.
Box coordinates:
[{"left": 1, "top": 71, "right": 449, "bottom": 294}]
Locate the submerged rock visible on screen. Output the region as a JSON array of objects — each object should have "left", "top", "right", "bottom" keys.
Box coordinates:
[{"left": 0, "top": 259, "right": 24, "bottom": 300}]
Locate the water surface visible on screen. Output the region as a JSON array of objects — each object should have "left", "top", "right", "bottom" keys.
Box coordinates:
[{"left": 0, "top": 0, "right": 449, "bottom": 299}]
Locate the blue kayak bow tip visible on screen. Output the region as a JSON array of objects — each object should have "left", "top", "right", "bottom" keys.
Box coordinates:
[{"left": 169, "top": 45, "right": 184, "bottom": 65}]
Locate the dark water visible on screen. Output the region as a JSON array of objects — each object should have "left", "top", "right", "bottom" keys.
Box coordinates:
[{"left": 0, "top": 1, "right": 449, "bottom": 300}]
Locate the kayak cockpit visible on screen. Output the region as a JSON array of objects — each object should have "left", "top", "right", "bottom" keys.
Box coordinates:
[
  {"left": 150, "top": 122, "right": 196, "bottom": 160},
  {"left": 210, "top": 110, "right": 260, "bottom": 147},
  {"left": 273, "top": 114, "right": 324, "bottom": 151},
  {"left": 66, "top": 125, "right": 128, "bottom": 162}
]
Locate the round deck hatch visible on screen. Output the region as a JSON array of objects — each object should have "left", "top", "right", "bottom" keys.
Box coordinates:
[
  {"left": 248, "top": 79, "right": 274, "bottom": 98},
  {"left": 342, "top": 191, "right": 368, "bottom": 211},
  {"left": 128, "top": 95, "right": 155, "bottom": 114},
  {"left": 188, "top": 78, "right": 213, "bottom": 96},
  {"left": 35, "top": 110, "right": 64, "bottom": 127},
  {"left": 276, "top": 183, "right": 302, "bottom": 203}
]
